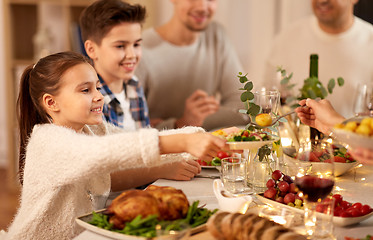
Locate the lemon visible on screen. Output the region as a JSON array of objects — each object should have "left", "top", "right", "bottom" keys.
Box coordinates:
[{"left": 255, "top": 113, "right": 272, "bottom": 127}]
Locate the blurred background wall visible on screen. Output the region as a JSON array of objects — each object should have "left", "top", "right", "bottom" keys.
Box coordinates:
[
  {"left": 5, "top": 0, "right": 373, "bottom": 168},
  {"left": 0, "top": 0, "right": 7, "bottom": 167}
]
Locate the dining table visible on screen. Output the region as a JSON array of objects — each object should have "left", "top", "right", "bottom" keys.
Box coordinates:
[{"left": 73, "top": 164, "right": 373, "bottom": 240}]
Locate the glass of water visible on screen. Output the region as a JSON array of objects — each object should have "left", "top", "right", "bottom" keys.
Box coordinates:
[
  {"left": 353, "top": 84, "right": 373, "bottom": 116},
  {"left": 220, "top": 156, "right": 247, "bottom": 194}
]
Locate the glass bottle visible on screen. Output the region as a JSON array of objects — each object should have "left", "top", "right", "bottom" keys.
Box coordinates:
[{"left": 309, "top": 54, "right": 323, "bottom": 140}]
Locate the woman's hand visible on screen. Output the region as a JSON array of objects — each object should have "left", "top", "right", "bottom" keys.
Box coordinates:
[
  {"left": 349, "top": 147, "right": 373, "bottom": 165},
  {"left": 295, "top": 98, "right": 345, "bottom": 134}
]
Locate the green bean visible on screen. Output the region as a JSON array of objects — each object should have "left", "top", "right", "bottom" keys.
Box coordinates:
[{"left": 88, "top": 201, "right": 217, "bottom": 237}]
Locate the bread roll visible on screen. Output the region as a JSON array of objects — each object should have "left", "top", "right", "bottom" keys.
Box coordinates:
[
  {"left": 260, "top": 225, "right": 289, "bottom": 240},
  {"left": 207, "top": 212, "right": 307, "bottom": 240},
  {"left": 277, "top": 232, "right": 307, "bottom": 240},
  {"left": 231, "top": 213, "right": 258, "bottom": 240},
  {"left": 221, "top": 212, "right": 242, "bottom": 240},
  {"left": 240, "top": 214, "right": 262, "bottom": 240},
  {"left": 247, "top": 218, "right": 276, "bottom": 240},
  {"left": 206, "top": 211, "right": 230, "bottom": 239}
]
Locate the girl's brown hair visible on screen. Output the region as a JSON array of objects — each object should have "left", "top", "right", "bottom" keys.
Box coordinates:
[{"left": 16, "top": 51, "right": 91, "bottom": 184}]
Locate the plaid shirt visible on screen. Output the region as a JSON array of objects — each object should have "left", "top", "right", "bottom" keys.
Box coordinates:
[{"left": 99, "top": 75, "right": 150, "bottom": 129}]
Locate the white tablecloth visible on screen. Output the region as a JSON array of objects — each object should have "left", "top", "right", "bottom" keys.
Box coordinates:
[{"left": 73, "top": 166, "right": 373, "bottom": 240}]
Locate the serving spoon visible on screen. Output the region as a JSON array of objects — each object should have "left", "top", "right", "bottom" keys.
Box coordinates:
[
  {"left": 248, "top": 104, "right": 310, "bottom": 129},
  {"left": 248, "top": 110, "right": 297, "bottom": 129}
]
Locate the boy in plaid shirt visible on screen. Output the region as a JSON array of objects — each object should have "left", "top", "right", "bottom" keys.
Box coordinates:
[{"left": 80, "top": 0, "right": 149, "bottom": 131}]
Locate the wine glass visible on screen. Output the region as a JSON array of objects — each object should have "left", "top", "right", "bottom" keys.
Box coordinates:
[
  {"left": 353, "top": 84, "right": 373, "bottom": 116},
  {"left": 294, "top": 138, "right": 335, "bottom": 239},
  {"left": 253, "top": 89, "right": 280, "bottom": 116}
]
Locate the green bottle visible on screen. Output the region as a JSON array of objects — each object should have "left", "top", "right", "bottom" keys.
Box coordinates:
[
  {"left": 309, "top": 54, "right": 323, "bottom": 140},
  {"left": 309, "top": 54, "right": 318, "bottom": 78}
]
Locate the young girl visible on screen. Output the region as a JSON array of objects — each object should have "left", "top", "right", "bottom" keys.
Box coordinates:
[{"left": 6, "top": 51, "right": 227, "bottom": 240}]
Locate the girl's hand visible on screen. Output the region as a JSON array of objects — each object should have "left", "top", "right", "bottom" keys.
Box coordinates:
[
  {"left": 161, "top": 159, "right": 201, "bottom": 180},
  {"left": 159, "top": 132, "right": 228, "bottom": 161},
  {"left": 184, "top": 133, "right": 228, "bottom": 161}
]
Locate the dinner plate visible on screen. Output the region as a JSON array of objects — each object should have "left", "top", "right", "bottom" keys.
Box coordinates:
[
  {"left": 201, "top": 165, "right": 217, "bottom": 169},
  {"left": 283, "top": 153, "right": 358, "bottom": 177},
  {"left": 76, "top": 210, "right": 206, "bottom": 240},
  {"left": 256, "top": 194, "right": 373, "bottom": 227},
  {"left": 227, "top": 136, "right": 280, "bottom": 150}
]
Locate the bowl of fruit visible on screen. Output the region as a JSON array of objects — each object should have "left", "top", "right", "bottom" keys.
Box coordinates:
[
  {"left": 257, "top": 170, "right": 373, "bottom": 227},
  {"left": 332, "top": 116, "right": 373, "bottom": 150},
  {"left": 283, "top": 145, "right": 358, "bottom": 177}
]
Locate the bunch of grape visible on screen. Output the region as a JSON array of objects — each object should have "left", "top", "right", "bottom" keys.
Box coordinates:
[{"left": 263, "top": 170, "right": 304, "bottom": 209}]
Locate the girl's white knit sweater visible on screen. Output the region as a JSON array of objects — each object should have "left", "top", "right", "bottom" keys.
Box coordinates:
[{"left": 6, "top": 123, "right": 201, "bottom": 240}]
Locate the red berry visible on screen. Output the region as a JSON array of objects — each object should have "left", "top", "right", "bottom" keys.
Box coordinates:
[
  {"left": 264, "top": 187, "right": 277, "bottom": 200},
  {"left": 272, "top": 170, "right": 283, "bottom": 181},
  {"left": 360, "top": 205, "right": 372, "bottom": 215},
  {"left": 276, "top": 196, "right": 284, "bottom": 204},
  {"left": 340, "top": 200, "right": 351, "bottom": 210},
  {"left": 278, "top": 181, "right": 290, "bottom": 193},
  {"left": 334, "top": 206, "right": 343, "bottom": 217},
  {"left": 241, "top": 130, "right": 249, "bottom": 137},
  {"left": 334, "top": 156, "right": 347, "bottom": 163},
  {"left": 282, "top": 175, "right": 293, "bottom": 184},
  {"left": 316, "top": 204, "right": 324, "bottom": 213},
  {"left": 351, "top": 202, "right": 363, "bottom": 210},
  {"left": 339, "top": 211, "right": 351, "bottom": 218},
  {"left": 313, "top": 151, "right": 323, "bottom": 158},
  {"left": 295, "top": 193, "right": 303, "bottom": 201},
  {"left": 346, "top": 207, "right": 362, "bottom": 217},
  {"left": 332, "top": 194, "right": 343, "bottom": 206},
  {"left": 289, "top": 183, "right": 296, "bottom": 193},
  {"left": 309, "top": 152, "right": 320, "bottom": 162},
  {"left": 284, "top": 193, "right": 296, "bottom": 204},
  {"left": 266, "top": 179, "right": 276, "bottom": 188},
  {"left": 217, "top": 151, "right": 230, "bottom": 160}
]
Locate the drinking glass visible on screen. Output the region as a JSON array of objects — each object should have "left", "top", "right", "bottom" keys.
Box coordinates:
[
  {"left": 353, "top": 84, "right": 373, "bottom": 116},
  {"left": 253, "top": 89, "right": 280, "bottom": 116},
  {"left": 221, "top": 156, "right": 247, "bottom": 194},
  {"left": 294, "top": 138, "right": 335, "bottom": 239}
]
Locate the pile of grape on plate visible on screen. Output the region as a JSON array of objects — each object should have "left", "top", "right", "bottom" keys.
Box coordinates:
[{"left": 263, "top": 170, "right": 304, "bottom": 208}]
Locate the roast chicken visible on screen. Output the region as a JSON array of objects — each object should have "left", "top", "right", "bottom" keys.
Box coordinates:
[{"left": 105, "top": 185, "right": 189, "bottom": 229}]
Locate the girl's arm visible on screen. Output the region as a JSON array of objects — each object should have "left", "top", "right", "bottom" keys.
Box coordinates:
[{"left": 26, "top": 124, "right": 226, "bottom": 187}]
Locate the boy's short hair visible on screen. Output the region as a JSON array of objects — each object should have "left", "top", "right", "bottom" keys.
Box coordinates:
[{"left": 80, "top": 0, "right": 146, "bottom": 45}]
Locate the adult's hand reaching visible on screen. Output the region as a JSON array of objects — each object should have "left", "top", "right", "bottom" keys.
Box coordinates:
[
  {"left": 349, "top": 147, "right": 373, "bottom": 166},
  {"left": 295, "top": 98, "right": 345, "bottom": 134},
  {"left": 175, "top": 90, "right": 219, "bottom": 128}
]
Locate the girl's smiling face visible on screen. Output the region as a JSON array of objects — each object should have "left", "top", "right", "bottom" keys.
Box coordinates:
[{"left": 48, "top": 63, "right": 104, "bottom": 132}]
